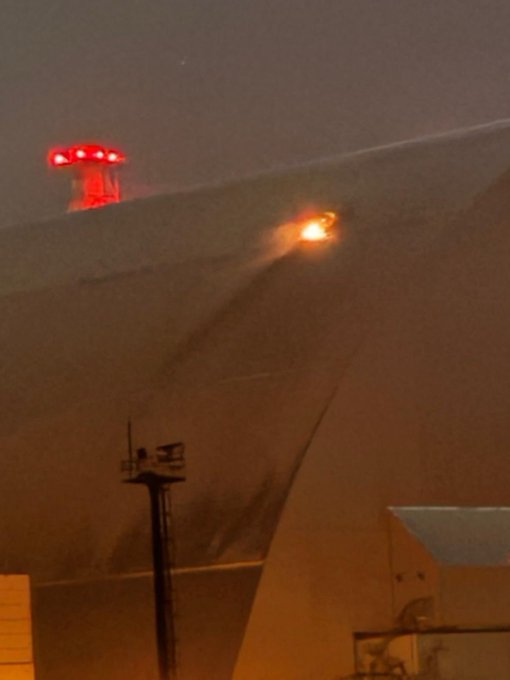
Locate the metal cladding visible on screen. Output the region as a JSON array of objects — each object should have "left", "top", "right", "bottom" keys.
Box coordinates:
[{"left": 4, "top": 122, "right": 510, "bottom": 679}]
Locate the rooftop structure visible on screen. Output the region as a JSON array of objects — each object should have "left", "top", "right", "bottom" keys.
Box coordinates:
[{"left": 48, "top": 143, "right": 126, "bottom": 211}]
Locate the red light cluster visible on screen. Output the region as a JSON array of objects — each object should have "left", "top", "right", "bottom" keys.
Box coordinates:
[{"left": 48, "top": 144, "right": 126, "bottom": 167}]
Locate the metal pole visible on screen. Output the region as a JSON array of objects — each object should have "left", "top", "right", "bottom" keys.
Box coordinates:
[
  {"left": 122, "top": 436, "right": 184, "bottom": 680},
  {"left": 160, "top": 488, "right": 178, "bottom": 677},
  {"left": 149, "top": 482, "right": 171, "bottom": 680}
]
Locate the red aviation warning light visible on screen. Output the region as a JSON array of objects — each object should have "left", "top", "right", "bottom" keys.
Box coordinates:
[{"left": 48, "top": 143, "right": 126, "bottom": 211}]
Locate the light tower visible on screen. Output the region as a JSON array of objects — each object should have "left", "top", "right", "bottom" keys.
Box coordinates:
[
  {"left": 48, "top": 143, "right": 126, "bottom": 211},
  {"left": 121, "top": 425, "right": 186, "bottom": 680}
]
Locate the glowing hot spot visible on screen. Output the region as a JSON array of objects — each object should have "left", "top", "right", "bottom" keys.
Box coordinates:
[
  {"left": 299, "top": 211, "right": 338, "bottom": 242},
  {"left": 301, "top": 221, "right": 328, "bottom": 241}
]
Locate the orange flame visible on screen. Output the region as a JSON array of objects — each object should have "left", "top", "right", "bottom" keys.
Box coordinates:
[{"left": 299, "top": 211, "right": 338, "bottom": 242}]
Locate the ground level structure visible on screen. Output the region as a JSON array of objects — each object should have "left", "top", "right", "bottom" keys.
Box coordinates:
[{"left": 3, "top": 121, "right": 510, "bottom": 679}]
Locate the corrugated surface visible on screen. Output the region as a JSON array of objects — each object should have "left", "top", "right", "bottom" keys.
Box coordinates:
[{"left": 0, "top": 576, "right": 34, "bottom": 680}]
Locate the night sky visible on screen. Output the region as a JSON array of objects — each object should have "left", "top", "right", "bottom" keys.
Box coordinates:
[{"left": 2, "top": 0, "right": 510, "bottom": 226}]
